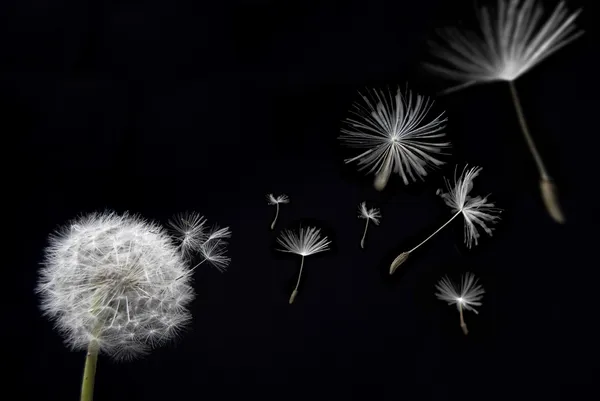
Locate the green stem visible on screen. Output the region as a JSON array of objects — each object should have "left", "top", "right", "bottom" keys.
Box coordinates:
[{"left": 80, "top": 344, "right": 99, "bottom": 401}]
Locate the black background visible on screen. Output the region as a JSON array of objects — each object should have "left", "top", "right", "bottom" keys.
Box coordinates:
[{"left": 4, "top": 0, "right": 597, "bottom": 400}]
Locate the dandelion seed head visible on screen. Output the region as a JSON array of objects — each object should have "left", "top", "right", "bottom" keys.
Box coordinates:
[
  {"left": 267, "top": 194, "right": 290, "bottom": 205},
  {"left": 36, "top": 211, "right": 195, "bottom": 361}
]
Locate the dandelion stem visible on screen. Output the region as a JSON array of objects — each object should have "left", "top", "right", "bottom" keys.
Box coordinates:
[
  {"left": 80, "top": 344, "right": 99, "bottom": 401},
  {"left": 360, "top": 220, "right": 369, "bottom": 249},
  {"left": 508, "top": 81, "right": 549, "bottom": 180},
  {"left": 408, "top": 211, "right": 462, "bottom": 254},
  {"left": 458, "top": 304, "right": 468, "bottom": 336},
  {"left": 509, "top": 81, "right": 564, "bottom": 223},
  {"left": 289, "top": 255, "right": 305, "bottom": 304},
  {"left": 390, "top": 211, "right": 461, "bottom": 274},
  {"left": 271, "top": 203, "right": 280, "bottom": 230}
]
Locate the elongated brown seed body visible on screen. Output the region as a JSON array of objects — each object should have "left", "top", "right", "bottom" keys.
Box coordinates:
[
  {"left": 389, "top": 252, "right": 410, "bottom": 274},
  {"left": 540, "top": 178, "right": 565, "bottom": 223}
]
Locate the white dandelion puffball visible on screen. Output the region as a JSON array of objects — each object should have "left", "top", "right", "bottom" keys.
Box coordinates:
[
  {"left": 438, "top": 166, "right": 501, "bottom": 248},
  {"left": 426, "top": 0, "right": 584, "bottom": 93},
  {"left": 339, "top": 86, "right": 450, "bottom": 190},
  {"left": 36, "top": 212, "right": 195, "bottom": 361},
  {"left": 435, "top": 273, "right": 485, "bottom": 314}
]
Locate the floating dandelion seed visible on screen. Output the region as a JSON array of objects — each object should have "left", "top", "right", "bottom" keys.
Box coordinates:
[
  {"left": 276, "top": 226, "right": 331, "bottom": 304},
  {"left": 267, "top": 194, "right": 290, "bottom": 230},
  {"left": 426, "top": 0, "right": 583, "bottom": 222},
  {"left": 425, "top": 0, "right": 583, "bottom": 92},
  {"left": 37, "top": 211, "right": 230, "bottom": 401},
  {"left": 339, "top": 86, "right": 450, "bottom": 191},
  {"left": 168, "top": 211, "right": 231, "bottom": 272},
  {"left": 167, "top": 212, "right": 206, "bottom": 257},
  {"left": 390, "top": 166, "right": 500, "bottom": 274},
  {"left": 358, "top": 202, "right": 381, "bottom": 249},
  {"left": 435, "top": 273, "right": 485, "bottom": 335}
]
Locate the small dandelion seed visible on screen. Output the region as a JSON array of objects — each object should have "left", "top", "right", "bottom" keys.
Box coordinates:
[
  {"left": 276, "top": 226, "right": 331, "bottom": 304},
  {"left": 37, "top": 211, "right": 195, "bottom": 360},
  {"left": 169, "top": 211, "right": 231, "bottom": 274},
  {"left": 390, "top": 165, "right": 501, "bottom": 274},
  {"left": 435, "top": 273, "right": 485, "bottom": 335}
]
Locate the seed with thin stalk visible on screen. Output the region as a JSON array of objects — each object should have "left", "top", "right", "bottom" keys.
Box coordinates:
[
  {"left": 435, "top": 273, "right": 485, "bottom": 335},
  {"left": 339, "top": 86, "right": 450, "bottom": 191},
  {"left": 425, "top": 0, "right": 582, "bottom": 223},
  {"left": 267, "top": 193, "right": 290, "bottom": 230},
  {"left": 168, "top": 211, "right": 232, "bottom": 273},
  {"left": 390, "top": 165, "right": 501, "bottom": 274},
  {"left": 276, "top": 226, "right": 331, "bottom": 304},
  {"left": 36, "top": 211, "right": 230, "bottom": 401},
  {"left": 357, "top": 202, "right": 381, "bottom": 249}
]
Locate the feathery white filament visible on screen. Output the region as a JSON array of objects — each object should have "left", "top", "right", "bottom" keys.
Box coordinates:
[
  {"left": 267, "top": 194, "right": 290, "bottom": 205},
  {"left": 358, "top": 202, "right": 381, "bottom": 225},
  {"left": 390, "top": 165, "right": 500, "bottom": 274},
  {"left": 435, "top": 273, "right": 485, "bottom": 314},
  {"left": 267, "top": 193, "right": 290, "bottom": 230},
  {"left": 438, "top": 166, "right": 501, "bottom": 248},
  {"left": 339, "top": 87, "right": 450, "bottom": 189},
  {"left": 36, "top": 212, "right": 195, "bottom": 361},
  {"left": 358, "top": 202, "right": 381, "bottom": 249},
  {"left": 168, "top": 212, "right": 207, "bottom": 257},
  {"left": 426, "top": 0, "right": 584, "bottom": 93},
  {"left": 168, "top": 212, "right": 231, "bottom": 272},
  {"left": 277, "top": 226, "right": 331, "bottom": 257}
]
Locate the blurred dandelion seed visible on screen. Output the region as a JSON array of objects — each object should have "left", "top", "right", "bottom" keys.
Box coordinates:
[
  {"left": 339, "top": 86, "right": 450, "bottom": 191},
  {"left": 426, "top": 0, "right": 582, "bottom": 222},
  {"left": 267, "top": 194, "right": 290, "bottom": 230},
  {"left": 435, "top": 273, "right": 485, "bottom": 335},
  {"left": 358, "top": 202, "right": 381, "bottom": 249}
]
